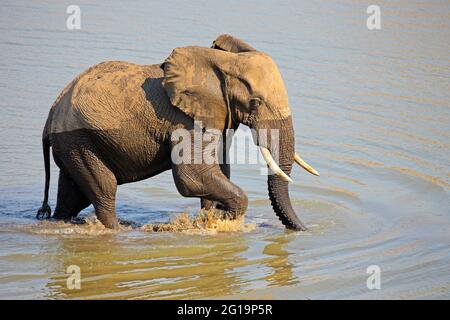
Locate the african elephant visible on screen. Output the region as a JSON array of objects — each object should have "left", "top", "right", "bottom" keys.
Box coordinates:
[{"left": 36, "top": 34, "right": 319, "bottom": 230}]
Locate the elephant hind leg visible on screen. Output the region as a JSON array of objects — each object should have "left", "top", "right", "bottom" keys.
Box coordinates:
[
  {"left": 52, "top": 131, "right": 119, "bottom": 229},
  {"left": 68, "top": 154, "right": 119, "bottom": 229},
  {"left": 53, "top": 171, "right": 91, "bottom": 220}
]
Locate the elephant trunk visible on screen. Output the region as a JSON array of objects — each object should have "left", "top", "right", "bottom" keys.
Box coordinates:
[
  {"left": 268, "top": 162, "right": 307, "bottom": 231},
  {"left": 256, "top": 117, "right": 307, "bottom": 231}
]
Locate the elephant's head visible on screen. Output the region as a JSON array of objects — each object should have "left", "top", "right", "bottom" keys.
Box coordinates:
[{"left": 163, "top": 34, "right": 319, "bottom": 231}]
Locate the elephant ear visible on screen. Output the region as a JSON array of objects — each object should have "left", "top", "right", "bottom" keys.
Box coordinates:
[
  {"left": 212, "top": 34, "right": 256, "bottom": 53},
  {"left": 163, "top": 46, "right": 234, "bottom": 129}
]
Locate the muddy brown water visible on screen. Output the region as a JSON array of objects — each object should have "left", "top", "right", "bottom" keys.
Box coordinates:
[{"left": 0, "top": 1, "right": 449, "bottom": 299}]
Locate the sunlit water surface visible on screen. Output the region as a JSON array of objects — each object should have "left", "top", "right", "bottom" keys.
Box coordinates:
[{"left": 0, "top": 0, "right": 449, "bottom": 299}]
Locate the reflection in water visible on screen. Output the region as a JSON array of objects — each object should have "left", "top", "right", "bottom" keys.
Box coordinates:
[
  {"left": 262, "top": 235, "right": 298, "bottom": 287},
  {"left": 46, "top": 234, "right": 249, "bottom": 299},
  {"left": 37, "top": 231, "right": 301, "bottom": 299}
]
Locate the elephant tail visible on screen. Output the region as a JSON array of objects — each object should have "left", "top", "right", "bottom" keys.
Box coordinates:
[{"left": 36, "top": 135, "right": 52, "bottom": 220}]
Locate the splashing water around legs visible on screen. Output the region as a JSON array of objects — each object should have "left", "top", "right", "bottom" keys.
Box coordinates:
[{"left": 141, "top": 209, "right": 255, "bottom": 234}]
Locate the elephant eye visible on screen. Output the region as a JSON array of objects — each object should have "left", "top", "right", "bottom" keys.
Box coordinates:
[{"left": 249, "top": 98, "right": 262, "bottom": 110}]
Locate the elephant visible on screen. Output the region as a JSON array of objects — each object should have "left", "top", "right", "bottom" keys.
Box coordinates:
[{"left": 36, "top": 34, "right": 319, "bottom": 230}]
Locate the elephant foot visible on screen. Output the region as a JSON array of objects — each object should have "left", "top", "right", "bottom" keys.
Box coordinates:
[
  {"left": 36, "top": 203, "right": 51, "bottom": 220},
  {"left": 207, "top": 207, "right": 244, "bottom": 221},
  {"left": 67, "top": 217, "right": 87, "bottom": 225},
  {"left": 118, "top": 218, "right": 140, "bottom": 229}
]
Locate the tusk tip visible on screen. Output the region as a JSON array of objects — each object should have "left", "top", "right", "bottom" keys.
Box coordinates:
[
  {"left": 294, "top": 153, "right": 320, "bottom": 177},
  {"left": 276, "top": 171, "right": 293, "bottom": 183}
]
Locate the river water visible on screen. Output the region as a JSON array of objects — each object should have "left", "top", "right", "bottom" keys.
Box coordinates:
[{"left": 0, "top": 0, "right": 449, "bottom": 299}]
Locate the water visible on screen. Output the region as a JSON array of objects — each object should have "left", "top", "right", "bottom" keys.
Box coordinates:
[{"left": 0, "top": 0, "right": 449, "bottom": 299}]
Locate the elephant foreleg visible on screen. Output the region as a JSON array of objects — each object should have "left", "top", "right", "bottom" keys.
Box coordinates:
[
  {"left": 173, "top": 163, "right": 247, "bottom": 219},
  {"left": 200, "top": 162, "right": 230, "bottom": 210},
  {"left": 200, "top": 132, "right": 231, "bottom": 210}
]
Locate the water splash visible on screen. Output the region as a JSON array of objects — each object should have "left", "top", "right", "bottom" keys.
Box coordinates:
[
  {"left": 16, "top": 209, "right": 255, "bottom": 236},
  {"left": 141, "top": 209, "right": 256, "bottom": 234},
  {"left": 19, "top": 213, "right": 133, "bottom": 235}
]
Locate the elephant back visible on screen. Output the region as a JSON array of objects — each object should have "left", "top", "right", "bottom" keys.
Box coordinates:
[{"left": 49, "top": 61, "right": 163, "bottom": 134}]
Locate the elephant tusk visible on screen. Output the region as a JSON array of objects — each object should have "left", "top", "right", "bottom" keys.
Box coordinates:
[
  {"left": 294, "top": 153, "right": 320, "bottom": 176},
  {"left": 260, "top": 147, "right": 293, "bottom": 183}
]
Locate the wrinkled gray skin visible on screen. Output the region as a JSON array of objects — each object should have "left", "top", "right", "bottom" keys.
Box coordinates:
[{"left": 36, "top": 35, "right": 307, "bottom": 231}]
